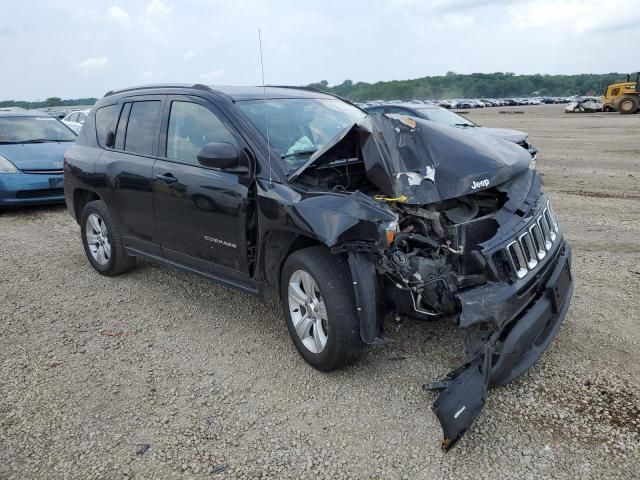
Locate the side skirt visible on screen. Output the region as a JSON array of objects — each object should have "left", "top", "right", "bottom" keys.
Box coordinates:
[{"left": 125, "top": 247, "right": 260, "bottom": 294}]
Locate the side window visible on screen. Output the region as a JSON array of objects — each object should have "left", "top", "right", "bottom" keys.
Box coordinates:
[
  {"left": 68, "top": 113, "right": 78, "bottom": 122},
  {"left": 611, "top": 87, "right": 620, "bottom": 97},
  {"left": 124, "top": 101, "right": 161, "bottom": 155},
  {"left": 95, "top": 104, "right": 119, "bottom": 147},
  {"left": 114, "top": 103, "right": 132, "bottom": 151},
  {"left": 166, "top": 101, "right": 237, "bottom": 166},
  {"left": 78, "top": 112, "right": 87, "bottom": 124}
]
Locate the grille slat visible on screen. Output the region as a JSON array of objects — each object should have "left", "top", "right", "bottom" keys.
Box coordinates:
[
  {"left": 504, "top": 200, "right": 559, "bottom": 279},
  {"left": 21, "top": 169, "right": 64, "bottom": 175}
]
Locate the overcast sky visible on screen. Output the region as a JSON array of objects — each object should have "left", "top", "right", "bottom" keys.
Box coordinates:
[{"left": 3, "top": 0, "right": 638, "bottom": 100}]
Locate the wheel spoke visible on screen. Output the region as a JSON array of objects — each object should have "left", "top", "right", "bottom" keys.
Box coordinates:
[
  {"left": 313, "top": 321, "right": 328, "bottom": 352},
  {"left": 295, "top": 314, "right": 313, "bottom": 340},
  {"left": 289, "top": 283, "right": 308, "bottom": 306},
  {"left": 86, "top": 233, "right": 100, "bottom": 245},
  {"left": 301, "top": 272, "right": 317, "bottom": 301},
  {"left": 96, "top": 245, "right": 106, "bottom": 264},
  {"left": 315, "top": 301, "right": 327, "bottom": 320},
  {"left": 89, "top": 214, "right": 101, "bottom": 233},
  {"left": 100, "top": 220, "right": 108, "bottom": 236},
  {"left": 103, "top": 240, "right": 111, "bottom": 259}
]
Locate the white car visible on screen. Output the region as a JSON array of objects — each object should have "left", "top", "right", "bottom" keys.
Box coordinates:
[{"left": 62, "top": 109, "right": 90, "bottom": 133}]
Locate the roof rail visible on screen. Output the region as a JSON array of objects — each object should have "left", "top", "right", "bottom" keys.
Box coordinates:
[
  {"left": 192, "top": 84, "right": 213, "bottom": 92},
  {"left": 103, "top": 83, "right": 197, "bottom": 97}
]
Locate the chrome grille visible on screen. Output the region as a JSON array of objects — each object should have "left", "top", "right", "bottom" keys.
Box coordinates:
[
  {"left": 504, "top": 200, "right": 559, "bottom": 279},
  {"left": 22, "top": 169, "right": 64, "bottom": 175}
]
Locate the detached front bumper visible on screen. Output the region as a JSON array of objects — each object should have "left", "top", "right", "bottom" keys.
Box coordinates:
[
  {"left": 0, "top": 172, "right": 65, "bottom": 206},
  {"left": 426, "top": 239, "right": 573, "bottom": 450}
]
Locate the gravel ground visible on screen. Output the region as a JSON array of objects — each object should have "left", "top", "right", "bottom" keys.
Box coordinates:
[{"left": 1, "top": 104, "right": 639, "bottom": 479}]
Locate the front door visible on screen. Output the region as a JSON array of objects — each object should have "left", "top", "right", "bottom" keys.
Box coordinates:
[{"left": 152, "top": 96, "right": 253, "bottom": 283}]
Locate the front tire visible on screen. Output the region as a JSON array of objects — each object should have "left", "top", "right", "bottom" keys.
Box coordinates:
[
  {"left": 80, "top": 200, "right": 135, "bottom": 276},
  {"left": 280, "top": 247, "right": 362, "bottom": 371},
  {"left": 617, "top": 95, "right": 639, "bottom": 114}
]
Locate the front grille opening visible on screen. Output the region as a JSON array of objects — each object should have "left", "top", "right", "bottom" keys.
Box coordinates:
[{"left": 15, "top": 188, "right": 64, "bottom": 199}]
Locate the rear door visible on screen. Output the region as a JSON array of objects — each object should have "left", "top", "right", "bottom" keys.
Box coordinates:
[
  {"left": 152, "top": 95, "right": 254, "bottom": 285},
  {"left": 95, "top": 95, "right": 164, "bottom": 254}
]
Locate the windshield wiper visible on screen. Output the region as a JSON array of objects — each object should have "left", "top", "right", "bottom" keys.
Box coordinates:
[
  {"left": 19, "top": 139, "right": 72, "bottom": 144},
  {"left": 455, "top": 123, "right": 475, "bottom": 128},
  {"left": 281, "top": 149, "right": 318, "bottom": 159}
]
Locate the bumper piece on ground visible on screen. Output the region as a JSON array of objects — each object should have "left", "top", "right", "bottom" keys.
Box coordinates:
[{"left": 425, "top": 243, "right": 573, "bottom": 450}]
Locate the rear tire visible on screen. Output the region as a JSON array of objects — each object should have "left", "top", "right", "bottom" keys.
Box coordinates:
[
  {"left": 280, "top": 246, "right": 362, "bottom": 371},
  {"left": 617, "top": 95, "right": 639, "bottom": 114},
  {"left": 80, "top": 200, "right": 135, "bottom": 276}
]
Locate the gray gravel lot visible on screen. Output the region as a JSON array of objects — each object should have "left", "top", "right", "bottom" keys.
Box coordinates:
[{"left": 1, "top": 104, "right": 639, "bottom": 479}]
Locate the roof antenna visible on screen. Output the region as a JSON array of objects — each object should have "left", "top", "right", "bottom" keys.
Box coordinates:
[{"left": 258, "top": 29, "right": 272, "bottom": 185}]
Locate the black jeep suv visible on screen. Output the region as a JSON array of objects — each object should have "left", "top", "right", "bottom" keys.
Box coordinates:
[{"left": 64, "top": 84, "right": 573, "bottom": 449}]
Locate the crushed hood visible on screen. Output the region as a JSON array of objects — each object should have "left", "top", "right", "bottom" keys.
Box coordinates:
[{"left": 288, "top": 115, "right": 532, "bottom": 205}]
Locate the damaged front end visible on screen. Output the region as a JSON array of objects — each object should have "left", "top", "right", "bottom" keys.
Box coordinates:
[{"left": 290, "top": 114, "right": 573, "bottom": 450}]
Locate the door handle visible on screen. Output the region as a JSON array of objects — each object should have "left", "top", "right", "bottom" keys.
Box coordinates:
[{"left": 155, "top": 172, "right": 178, "bottom": 184}]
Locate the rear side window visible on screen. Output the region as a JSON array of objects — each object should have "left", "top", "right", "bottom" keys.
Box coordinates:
[
  {"left": 166, "top": 101, "right": 237, "bottom": 166},
  {"left": 95, "top": 105, "right": 119, "bottom": 147},
  {"left": 123, "top": 101, "right": 161, "bottom": 155}
]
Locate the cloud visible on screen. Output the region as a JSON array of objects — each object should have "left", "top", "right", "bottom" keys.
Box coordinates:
[
  {"left": 199, "top": 69, "right": 225, "bottom": 82},
  {"left": 183, "top": 49, "right": 196, "bottom": 60},
  {"left": 509, "top": 0, "right": 640, "bottom": 35},
  {"left": 142, "top": 0, "right": 173, "bottom": 37},
  {"left": 107, "top": 6, "right": 130, "bottom": 25},
  {"left": 146, "top": 0, "right": 173, "bottom": 17},
  {"left": 444, "top": 13, "right": 476, "bottom": 26},
  {"left": 76, "top": 57, "right": 108, "bottom": 73},
  {"left": 0, "top": 25, "right": 15, "bottom": 37}
]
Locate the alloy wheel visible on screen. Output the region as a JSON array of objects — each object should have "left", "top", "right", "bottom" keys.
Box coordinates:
[
  {"left": 288, "top": 269, "right": 329, "bottom": 354},
  {"left": 86, "top": 213, "right": 111, "bottom": 266}
]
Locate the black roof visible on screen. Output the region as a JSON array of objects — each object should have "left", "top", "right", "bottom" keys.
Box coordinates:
[{"left": 104, "top": 84, "right": 334, "bottom": 101}]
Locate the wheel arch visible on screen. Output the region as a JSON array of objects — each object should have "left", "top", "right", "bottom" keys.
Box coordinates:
[
  {"left": 72, "top": 188, "right": 102, "bottom": 224},
  {"left": 258, "top": 230, "right": 335, "bottom": 300}
]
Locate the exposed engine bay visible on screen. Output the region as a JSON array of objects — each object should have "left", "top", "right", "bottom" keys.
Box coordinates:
[{"left": 380, "top": 191, "right": 505, "bottom": 319}]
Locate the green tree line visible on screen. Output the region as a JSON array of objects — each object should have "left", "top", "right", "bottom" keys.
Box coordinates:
[
  {"left": 0, "top": 97, "right": 97, "bottom": 109},
  {"left": 308, "top": 72, "right": 628, "bottom": 101}
]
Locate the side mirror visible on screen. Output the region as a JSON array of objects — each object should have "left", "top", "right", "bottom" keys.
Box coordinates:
[
  {"left": 105, "top": 130, "right": 115, "bottom": 148},
  {"left": 197, "top": 142, "right": 239, "bottom": 170}
]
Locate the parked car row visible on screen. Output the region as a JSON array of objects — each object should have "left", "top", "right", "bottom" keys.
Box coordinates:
[{"left": 359, "top": 96, "right": 573, "bottom": 110}]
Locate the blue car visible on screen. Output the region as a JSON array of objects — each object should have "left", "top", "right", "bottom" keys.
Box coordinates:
[{"left": 0, "top": 111, "right": 76, "bottom": 206}]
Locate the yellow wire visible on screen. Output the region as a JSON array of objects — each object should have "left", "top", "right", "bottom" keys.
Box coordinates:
[{"left": 374, "top": 194, "right": 408, "bottom": 202}]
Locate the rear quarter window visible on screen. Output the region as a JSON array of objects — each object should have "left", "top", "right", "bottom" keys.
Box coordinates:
[{"left": 95, "top": 105, "right": 119, "bottom": 147}]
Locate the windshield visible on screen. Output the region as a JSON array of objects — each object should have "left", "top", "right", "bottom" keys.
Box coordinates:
[
  {"left": 0, "top": 116, "right": 77, "bottom": 144},
  {"left": 237, "top": 98, "right": 366, "bottom": 170},
  {"left": 416, "top": 108, "right": 476, "bottom": 127}
]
